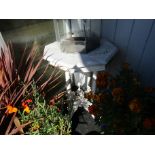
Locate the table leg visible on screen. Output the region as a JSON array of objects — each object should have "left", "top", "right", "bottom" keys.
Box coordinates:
[
  {"left": 85, "top": 73, "right": 91, "bottom": 92},
  {"left": 92, "top": 71, "right": 97, "bottom": 93},
  {"left": 65, "top": 71, "right": 71, "bottom": 92}
]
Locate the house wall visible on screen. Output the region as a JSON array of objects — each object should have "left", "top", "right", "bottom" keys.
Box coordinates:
[{"left": 102, "top": 19, "right": 155, "bottom": 87}]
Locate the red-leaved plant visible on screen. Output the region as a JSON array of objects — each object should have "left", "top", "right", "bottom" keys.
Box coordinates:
[{"left": 0, "top": 41, "right": 63, "bottom": 134}]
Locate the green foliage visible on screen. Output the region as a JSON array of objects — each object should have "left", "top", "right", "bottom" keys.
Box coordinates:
[
  {"left": 19, "top": 101, "right": 71, "bottom": 135},
  {"left": 19, "top": 87, "right": 71, "bottom": 135},
  {"left": 0, "top": 40, "right": 63, "bottom": 134}
]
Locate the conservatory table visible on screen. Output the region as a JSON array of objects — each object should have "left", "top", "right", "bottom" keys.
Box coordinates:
[{"left": 44, "top": 39, "right": 118, "bottom": 92}]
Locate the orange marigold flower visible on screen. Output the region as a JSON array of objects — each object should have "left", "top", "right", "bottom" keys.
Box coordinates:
[
  {"left": 23, "top": 106, "right": 30, "bottom": 113},
  {"left": 112, "top": 87, "right": 124, "bottom": 97},
  {"left": 101, "top": 71, "right": 109, "bottom": 78},
  {"left": 144, "top": 87, "right": 155, "bottom": 93},
  {"left": 85, "top": 95, "right": 90, "bottom": 100},
  {"left": 96, "top": 72, "right": 110, "bottom": 89},
  {"left": 22, "top": 99, "right": 32, "bottom": 109},
  {"left": 6, "top": 105, "right": 18, "bottom": 114},
  {"left": 151, "top": 118, "right": 155, "bottom": 126},
  {"left": 112, "top": 87, "right": 124, "bottom": 104},
  {"left": 96, "top": 80, "right": 101, "bottom": 87},
  {"left": 22, "top": 101, "right": 30, "bottom": 113},
  {"left": 22, "top": 102, "right": 29, "bottom": 108},
  {"left": 101, "top": 80, "right": 108, "bottom": 88},
  {"left": 122, "top": 63, "right": 130, "bottom": 70},
  {"left": 128, "top": 98, "right": 141, "bottom": 113},
  {"left": 143, "top": 118, "right": 152, "bottom": 129},
  {"left": 84, "top": 91, "right": 93, "bottom": 100}
]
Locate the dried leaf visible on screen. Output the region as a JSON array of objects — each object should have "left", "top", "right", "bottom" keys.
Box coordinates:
[
  {"left": 13, "top": 116, "right": 24, "bottom": 134},
  {"left": 9, "top": 121, "right": 32, "bottom": 135}
]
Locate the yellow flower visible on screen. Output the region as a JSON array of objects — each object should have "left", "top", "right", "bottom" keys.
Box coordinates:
[
  {"left": 24, "top": 106, "right": 30, "bottom": 113},
  {"left": 22, "top": 101, "right": 31, "bottom": 113},
  {"left": 30, "top": 123, "right": 40, "bottom": 131},
  {"left": 6, "top": 105, "right": 18, "bottom": 114}
]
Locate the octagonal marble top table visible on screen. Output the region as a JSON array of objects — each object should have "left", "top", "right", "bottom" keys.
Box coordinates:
[{"left": 44, "top": 39, "right": 118, "bottom": 92}]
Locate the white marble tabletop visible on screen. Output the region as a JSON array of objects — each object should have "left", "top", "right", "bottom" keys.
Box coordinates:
[{"left": 44, "top": 39, "right": 118, "bottom": 73}]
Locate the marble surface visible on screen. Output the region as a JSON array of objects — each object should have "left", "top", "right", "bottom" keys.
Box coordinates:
[{"left": 44, "top": 39, "right": 118, "bottom": 72}]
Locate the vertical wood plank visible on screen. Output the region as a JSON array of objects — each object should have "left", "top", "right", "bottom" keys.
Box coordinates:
[
  {"left": 101, "top": 19, "right": 117, "bottom": 42},
  {"left": 114, "top": 19, "right": 134, "bottom": 54},
  {"left": 101, "top": 19, "right": 155, "bottom": 87},
  {"left": 126, "top": 20, "right": 154, "bottom": 72},
  {"left": 138, "top": 21, "right": 155, "bottom": 86},
  {"left": 151, "top": 69, "right": 155, "bottom": 87}
]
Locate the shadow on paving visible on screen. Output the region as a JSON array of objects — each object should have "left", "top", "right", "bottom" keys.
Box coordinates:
[{"left": 71, "top": 107, "right": 101, "bottom": 135}]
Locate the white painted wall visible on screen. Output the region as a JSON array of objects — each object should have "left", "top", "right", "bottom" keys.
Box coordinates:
[{"left": 102, "top": 19, "right": 155, "bottom": 87}]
